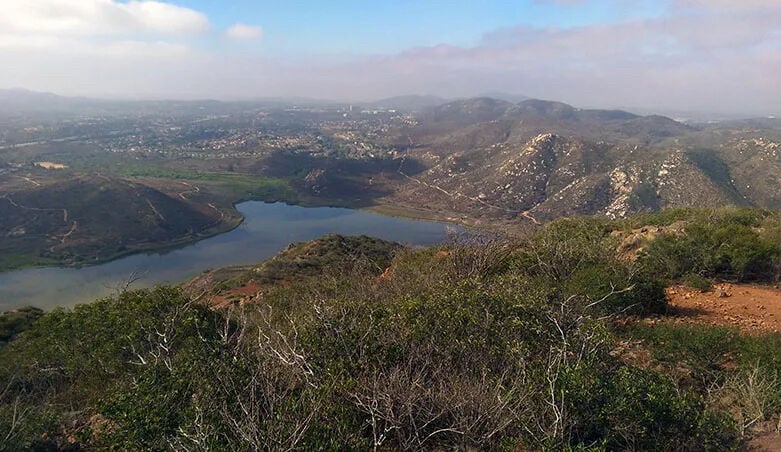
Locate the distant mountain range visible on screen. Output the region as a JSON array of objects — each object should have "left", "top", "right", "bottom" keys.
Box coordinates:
[
  {"left": 1, "top": 87, "right": 773, "bottom": 120},
  {"left": 1, "top": 87, "right": 781, "bottom": 276},
  {"left": 384, "top": 97, "right": 781, "bottom": 223},
  {"left": 0, "top": 88, "right": 98, "bottom": 115},
  {"left": 3, "top": 88, "right": 781, "bottom": 225}
]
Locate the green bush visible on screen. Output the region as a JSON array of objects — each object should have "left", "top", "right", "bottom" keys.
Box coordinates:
[
  {"left": 683, "top": 273, "right": 713, "bottom": 291},
  {"left": 516, "top": 217, "right": 615, "bottom": 282},
  {"left": 619, "top": 322, "right": 781, "bottom": 441},
  {"left": 622, "top": 323, "right": 740, "bottom": 387},
  {"left": 564, "top": 265, "right": 667, "bottom": 315},
  {"left": 513, "top": 217, "right": 667, "bottom": 315},
  {"left": 0, "top": 287, "right": 225, "bottom": 449},
  {"left": 0, "top": 306, "right": 43, "bottom": 347},
  {"left": 640, "top": 214, "right": 781, "bottom": 282},
  {"left": 570, "top": 366, "right": 738, "bottom": 450}
]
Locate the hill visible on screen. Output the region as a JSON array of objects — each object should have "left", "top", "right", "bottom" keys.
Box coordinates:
[
  {"left": 412, "top": 98, "right": 690, "bottom": 144},
  {"left": 393, "top": 132, "right": 748, "bottom": 223},
  {"left": 6, "top": 208, "right": 781, "bottom": 449},
  {"left": 184, "top": 234, "right": 401, "bottom": 306},
  {"left": 418, "top": 96, "right": 515, "bottom": 125},
  {"left": 478, "top": 91, "right": 530, "bottom": 103},
  {"left": 0, "top": 89, "right": 105, "bottom": 119},
  {"left": 379, "top": 97, "right": 781, "bottom": 225},
  {"left": 0, "top": 176, "right": 233, "bottom": 270}
]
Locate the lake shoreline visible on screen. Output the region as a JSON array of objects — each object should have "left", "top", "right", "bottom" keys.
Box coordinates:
[
  {"left": 0, "top": 201, "right": 459, "bottom": 310},
  {"left": 0, "top": 194, "right": 473, "bottom": 275}
]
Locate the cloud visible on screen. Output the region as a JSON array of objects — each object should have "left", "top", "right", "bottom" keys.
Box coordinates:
[
  {"left": 676, "top": 0, "right": 781, "bottom": 11},
  {"left": 225, "top": 23, "right": 263, "bottom": 40},
  {"left": 322, "top": 0, "right": 780, "bottom": 114},
  {"left": 0, "top": 0, "right": 209, "bottom": 98},
  {"left": 0, "top": 0, "right": 778, "bottom": 115},
  {"left": 0, "top": 0, "right": 209, "bottom": 36}
]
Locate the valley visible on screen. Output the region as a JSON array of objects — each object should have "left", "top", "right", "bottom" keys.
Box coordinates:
[
  {"left": 4, "top": 1, "right": 781, "bottom": 449},
  {"left": 2, "top": 92, "right": 781, "bottom": 273},
  {"left": 5, "top": 93, "right": 781, "bottom": 450}
]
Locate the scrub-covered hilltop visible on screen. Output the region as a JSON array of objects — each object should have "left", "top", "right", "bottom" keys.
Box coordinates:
[
  {"left": 387, "top": 98, "right": 781, "bottom": 225},
  {"left": 6, "top": 207, "right": 781, "bottom": 450}
]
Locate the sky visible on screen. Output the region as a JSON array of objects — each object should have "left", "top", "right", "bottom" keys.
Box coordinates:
[{"left": 0, "top": 0, "right": 779, "bottom": 115}]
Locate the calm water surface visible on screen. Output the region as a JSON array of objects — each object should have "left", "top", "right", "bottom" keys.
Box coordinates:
[{"left": 0, "top": 202, "right": 457, "bottom": 310}]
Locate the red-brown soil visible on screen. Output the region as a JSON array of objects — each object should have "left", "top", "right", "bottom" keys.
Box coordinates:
[
  {"left": 663, "top": 284, "right": 781, "bottom": 333},
  {"left": 207, "top": 282, "right": 264, "bottom": 309}
]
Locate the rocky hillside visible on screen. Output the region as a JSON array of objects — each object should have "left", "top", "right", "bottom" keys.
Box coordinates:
[{"left": 386, "top": 98, "right": 781, "bottom": 224}]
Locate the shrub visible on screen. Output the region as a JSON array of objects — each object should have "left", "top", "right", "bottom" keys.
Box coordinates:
[
  {"left": 514, "top": 217, "right": 667, "bottom": 315},
  {"left": 515, "top": 217, "right": 615, "bottom": 282},
  {"left": 709, "top": 365, "right": 781, "bottom": 437},
  {"left": 570, "top": 366, "right": 739, "bottom": 450},
  {"left": 683, "top": 273, "right": 713, "bottom": 291},
  {"left": 5, "top": 221, "right": 771, "bottom": 449},
  {"left": 640, "top": 215, "right": 781, "bottom": 282},
  {"left": 0, "top": 287, "right": 225, "bottom": 449},
  {"left": 564, "top": 265, "right": 667, "bottom": 315},
  {"left": 622, "top": 323, "right": 740, "bottom": 388},
  {"left": 0, "top": 306, "right": 43, "bottom": 347}
]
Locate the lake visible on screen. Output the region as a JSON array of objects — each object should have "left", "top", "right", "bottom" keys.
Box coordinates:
[{"left": 0, "top": 202, "right": 457, "bottom": 310}]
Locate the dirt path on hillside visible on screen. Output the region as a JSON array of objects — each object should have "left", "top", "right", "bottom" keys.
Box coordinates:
[
  {"left": 60, "top": 221, "right": 78, "bottom": 244},
  {"left": 15, "top": 175, "right": 41, "bottom": 187},
  {"left": 1, "top": 194, "right": 77, "bottom": 250},
  {"left": 144, "top": 198, "right": 166, "bottom": 222},
  {"left": 178, "top": 181, "right": 201, "bottom": 200},
  {"left": 661, "top": 284, "right": 781, "bottom": 333}
]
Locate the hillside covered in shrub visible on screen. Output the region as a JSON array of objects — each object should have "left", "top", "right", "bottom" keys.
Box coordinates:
[{"left": 4, "top": 208, "right": 781, "bottom": 449}]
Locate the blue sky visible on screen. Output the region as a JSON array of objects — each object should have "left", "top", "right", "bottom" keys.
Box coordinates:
[
  {"left": 0, "top": 0, "right": 779, "bottom": 114},
  {"left": 180, "top": 0, "right": 669, "bottom": 56}
]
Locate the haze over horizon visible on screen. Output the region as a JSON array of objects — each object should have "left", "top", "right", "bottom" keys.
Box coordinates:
[{"left": 0, "top": 0, "right": 779, "bottom": 116}]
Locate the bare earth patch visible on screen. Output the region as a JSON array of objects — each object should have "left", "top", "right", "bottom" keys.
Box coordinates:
[
  {"left": 750, "top": 432, "right": 781, "bottom": 451},
  {"left": 206, "top": 282, "right": 264, "bottom": 309},
  {"left": 34, "top": 161, "right": 68, "bottom": 169},
  {"left": 662, "top": 284, "right": 781, "bottom": 333}
]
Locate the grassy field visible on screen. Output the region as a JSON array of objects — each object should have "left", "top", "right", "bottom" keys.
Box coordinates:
[
  {"left": 116, "top": 166, "right": 299, "bottom": 200},
  {"left": 0, "top": 253, "right": 61, "bottom": 272}
]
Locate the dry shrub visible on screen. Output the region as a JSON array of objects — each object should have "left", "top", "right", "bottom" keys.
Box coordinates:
[{"left": 709, "top": 365, "right": 781, "bottom": 437}]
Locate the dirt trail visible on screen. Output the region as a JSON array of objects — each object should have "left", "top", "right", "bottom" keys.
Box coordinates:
[
  {"left": 61, "top": 221, "right": 78, "bottom": 244},
  {"left": 178, "top": 181, "right": 201, "bottom": 200},
  {"left": 2, "top": 195, "right": 79, "bottom": 251},
  {"left": 207, "top": 202, "right": 224, "bottom": 221},
  {"left": 2, "top": 193, "right": 69, "bottom": 225},
  {"left": 14, "top": 175, "right": 41, "bottom": 187},
  {"left": 661, "top": 284, "right": 781, "bottom": 333},
  {"left": 144, "top": 198, "right": 166, "bottom": 222}
]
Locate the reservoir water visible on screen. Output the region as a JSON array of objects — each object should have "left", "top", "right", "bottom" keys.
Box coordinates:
[{"left": 0, "top": 202, "right": 457, "bottom": 310}]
